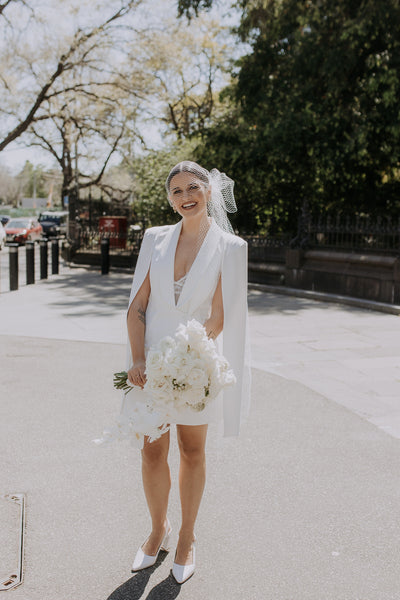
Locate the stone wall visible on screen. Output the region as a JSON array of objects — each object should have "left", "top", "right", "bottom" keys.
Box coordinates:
[{"left": 250, "top": 249, "right": 400, "bottom": 305}]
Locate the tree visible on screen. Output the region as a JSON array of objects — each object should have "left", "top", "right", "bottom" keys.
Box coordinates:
[
  {"left": 0, "top": 164, "right": 23, "bottom": 205},
  {"left": 177, "top": 0, "right": 213, "bottom": 19},
  {"left": 122, "top": 13, "right": 235, "bottom": 144},
  {"left": 0, "top": 0, "right": 142, "bottom": 152},
  {"left": 178, "top": 0, "right": 400, "bottom": 233},
  {"left": 233, "top": 0, "right": 400, "bottom": 220},
  {"left": 125, "top": 138, "right": 199, "bottom": 229}
]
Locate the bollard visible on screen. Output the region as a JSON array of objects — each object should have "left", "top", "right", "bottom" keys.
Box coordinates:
[
  {"left": 9, "top": 244, "right": 19, "bottom": 291},
  {"left": 26, "top": 241, "right": 35, "bottom": 285},
  {"left": 101, "top": 238, "right": 110, "bottom": 275},
  {"left": 40, "top": 239, "right": 48, "bottom": 280},
  {"left": 51, "top": 239, "right": 59, "bottom": 275}
]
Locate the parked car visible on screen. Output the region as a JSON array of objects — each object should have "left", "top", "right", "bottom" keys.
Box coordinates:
[
  {"left": 38, "top": 211, "right": 68, "bottom": 238},
  {"left": 0, "top": 215, "right": 10, "bottom": 226},
  {"left": 5, "top": 217, "right": 43, "bottom": 245},
  {"left": 0, "top": 222, "right": 6, "bottom": 250}
]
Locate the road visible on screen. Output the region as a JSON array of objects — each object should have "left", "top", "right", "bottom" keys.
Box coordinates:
[{"left": 1, "top": 266, "right": 400, "bottom": 599}]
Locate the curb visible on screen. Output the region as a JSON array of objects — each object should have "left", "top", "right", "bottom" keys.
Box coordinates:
[{"left": 248, "top": 283, "right": 400, "bottom": 316}]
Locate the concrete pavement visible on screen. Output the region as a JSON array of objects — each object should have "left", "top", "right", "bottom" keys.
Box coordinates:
[{"left": 1, "top": 263, "right": 400, "bottom": 599}]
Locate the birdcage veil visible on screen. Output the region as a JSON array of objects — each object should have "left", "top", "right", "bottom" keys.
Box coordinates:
[{"left": 165, "top": 161, "right": 237, "bottom": 234}]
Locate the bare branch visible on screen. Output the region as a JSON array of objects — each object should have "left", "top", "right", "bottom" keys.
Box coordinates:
[
  {"left": 79, "top": 125, "right": 125, "bottom": 189},
  {"left": 0, "top": 0, "right": 139, "bottom": 152},
  {"left": 30, "top": 126, "right": 63, "bottom": 166},
  {"left": 0, "top": 0, "right": 17, "bottom": 17}
]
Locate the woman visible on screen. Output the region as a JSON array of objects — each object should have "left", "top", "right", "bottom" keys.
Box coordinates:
[{"left": 122, "top": 161, "right": 250, "bottom": 583}]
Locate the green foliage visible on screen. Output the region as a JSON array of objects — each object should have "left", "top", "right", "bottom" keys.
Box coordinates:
[
  {"left": 17, "top": 161, "right": 47, "bottom": 198},
  {"left": 192, "top": 0, "right": 400, "bottom": 233},
  {"left": 127, "top": 139, "right": 199, "bottom": 229},
  {"left": 177, "top": 0, "right": 214, "bottom": 19}
]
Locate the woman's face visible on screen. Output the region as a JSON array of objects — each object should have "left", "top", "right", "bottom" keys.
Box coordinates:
[{"left": 168, "top": 172, "right": 210, "bottom": 219}]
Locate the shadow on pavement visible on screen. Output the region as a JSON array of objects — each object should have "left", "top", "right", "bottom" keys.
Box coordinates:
[
  {"left": 247, "top": 288, "right": 385, "bottom": 316},
  {"left": 46, "top": 271, "right": 132, "bottom": 316},
  {"left": 145, "top": 574, "right": 181, "bottom": 599},
  {"left": 106, "top": 553, "right": 181, "bottom": 600}
]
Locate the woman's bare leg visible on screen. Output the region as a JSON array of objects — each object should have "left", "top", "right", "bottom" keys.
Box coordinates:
[
  {"left": 175, "top": 424, "right": 208, "bottom": 565},
  {"left": 141, "top": 429, "right": 171, "bottom": 555}
]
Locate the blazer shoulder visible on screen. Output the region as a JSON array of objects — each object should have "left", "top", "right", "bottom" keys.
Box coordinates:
[
  {"left": 143, "top": 225, "right": 173, "bottom": 240},
  {"left": 221, "top": 230, "right": 247, "bottom": 249}
]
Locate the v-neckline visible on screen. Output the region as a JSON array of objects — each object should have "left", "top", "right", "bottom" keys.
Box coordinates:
[
  {"left": 173, "top": 218, "right": 213, "bottom": 283},
  {"left": 172, "top": 219, "right": 214, "bottom": 305}
]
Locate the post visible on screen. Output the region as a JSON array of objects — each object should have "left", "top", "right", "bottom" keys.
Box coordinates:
[
  {"left": 40, "top": 239, "right": 48, "bottom": 279},
  {"left": 101, "top": 237, "right": 110, "bottom": 275},
  {"left": 9, "top": 244, "right": 19, "bottom": 291},
  {"left": 51, "top": 239, "right": 59, "bottom": 275},
  {"left": 26, "top": 241, "right": 35, "bottom": 285}
]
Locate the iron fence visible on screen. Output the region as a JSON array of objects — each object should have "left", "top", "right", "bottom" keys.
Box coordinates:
[
  {"left": 244, "top": 234, "right": 290, "bottom": 263},
  {"left": 305, "top": 215, "right": 400, "bottom": 254},
  {"left": 68, "top": 212, "right": 400, "bottom": 261},
  {"left": 71, "top": 223, "right": 143, "bottom": 255}
]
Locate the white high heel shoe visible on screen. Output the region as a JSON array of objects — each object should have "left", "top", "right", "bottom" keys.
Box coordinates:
[
  {"left": 172, "top": 535, "right": 196, "bottom": 584},
  {"left": 131, "top": 518, "right": 172, "bottom": 572}
]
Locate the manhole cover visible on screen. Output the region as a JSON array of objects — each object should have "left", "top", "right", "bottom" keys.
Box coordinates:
[{"left": 0, "top": 494, "right": 25, "bottom": 591}]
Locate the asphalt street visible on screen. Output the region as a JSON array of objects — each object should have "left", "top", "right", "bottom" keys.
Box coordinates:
[{"left": 1, "top": 260, "right": 400, "bottom": 600}]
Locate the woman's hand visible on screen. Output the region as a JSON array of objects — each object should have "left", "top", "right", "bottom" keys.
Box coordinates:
[
  {"left": 127, "top": 360, "right": 147, "bottom": 389},
  {"left": 204, "top": 315, "right": 223, "bottom": 340}
]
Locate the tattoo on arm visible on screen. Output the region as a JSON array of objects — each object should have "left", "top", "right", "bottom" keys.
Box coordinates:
[{"left": 137, "top": 308, "right": 146, "bottom": 325}]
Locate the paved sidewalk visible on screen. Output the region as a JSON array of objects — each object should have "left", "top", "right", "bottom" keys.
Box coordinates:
[{"left": 1, "top": 265, "right": 400, "bottom": 600}]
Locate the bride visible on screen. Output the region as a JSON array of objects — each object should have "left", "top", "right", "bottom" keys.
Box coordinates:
[{"left": 123, "top": 160, "right": 250, "bottom": 583}]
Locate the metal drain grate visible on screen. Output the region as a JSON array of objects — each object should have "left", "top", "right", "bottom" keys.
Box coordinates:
[{"left": 0, "top": 494, "right": 25, "bottom": 591}]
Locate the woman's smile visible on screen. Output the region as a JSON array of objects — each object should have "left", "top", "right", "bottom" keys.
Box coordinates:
[{"left": 181, "top": 201, "right": 197, "bottom": 210}]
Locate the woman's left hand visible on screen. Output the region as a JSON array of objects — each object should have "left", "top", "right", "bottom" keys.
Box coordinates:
[
  {"left": 128, "top": 360, "right": 147, "bottom": 389},
  {"left": 204, "top": 316, "right": 222, "bottom": 340}
]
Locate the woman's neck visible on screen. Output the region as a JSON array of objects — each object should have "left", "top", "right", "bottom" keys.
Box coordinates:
[{"left": 181, "top": 212, "right": 210, "bottom": 237}]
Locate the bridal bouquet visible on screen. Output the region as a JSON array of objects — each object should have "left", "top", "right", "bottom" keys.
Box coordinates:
[
  {"left": 144, "top": 319, "right": 236, "bottom": 413},
  {"left": 105, "top": 320, "right": 236, "bottom": 446}
]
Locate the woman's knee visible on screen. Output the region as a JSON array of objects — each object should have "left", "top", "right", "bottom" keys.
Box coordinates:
[
  {"left": 178, "top": 441, "right": 206, "bottom": 466},
  {"left": 177, "top": 425, "right": 207, "bottom": 465},
  {"left": 141, "top": 436, "right": 169, "bottom": 466}
]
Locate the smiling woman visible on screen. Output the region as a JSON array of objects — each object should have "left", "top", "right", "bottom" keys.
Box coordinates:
[{"left": 99, "top": 159, "right": 251, "bottom": 584}]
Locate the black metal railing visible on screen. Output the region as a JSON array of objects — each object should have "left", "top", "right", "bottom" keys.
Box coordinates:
[
  {"left": 68, "top": 212, "right": 400, "bottom": 262},
  {"left": 71, "top": 224, "right": 143, "bottom": 254},
  {"left": 244, "top": 234, "right": 290, "bottom": 263},
  {"left": 306, "top": 214, "right": 400, "bottom": 254}
]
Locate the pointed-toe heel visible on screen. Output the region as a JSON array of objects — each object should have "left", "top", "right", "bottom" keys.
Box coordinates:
[
  {"left": 172, "top": 535, "right": 196, "bottom": 584},
  {"left": 131, "top": 518, "right": 172, "bottom": 572}
]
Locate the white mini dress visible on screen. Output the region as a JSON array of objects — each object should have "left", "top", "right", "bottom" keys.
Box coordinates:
[{"left": 120, "top": 218, "right": 251, "bottom": 437}]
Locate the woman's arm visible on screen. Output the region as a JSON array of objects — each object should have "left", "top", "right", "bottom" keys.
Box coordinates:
[
  {"left": 204, "top": 274, "right": 224, "bottom": 340},
  {"left": 127, "top": 270, "right": 151, "bottom": 388}
]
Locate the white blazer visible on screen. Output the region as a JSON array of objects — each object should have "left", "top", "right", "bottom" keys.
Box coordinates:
[{"left": 124, "top": 218, "right": 251, "bottom": 437}]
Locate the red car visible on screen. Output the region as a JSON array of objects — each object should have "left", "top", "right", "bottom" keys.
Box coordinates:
[{"left": 5, "top": 218, "right": 43, "bottom": 245}]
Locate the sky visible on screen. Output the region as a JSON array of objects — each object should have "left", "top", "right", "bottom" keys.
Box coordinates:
[{"left": 0, "top": 0, "right": 241, "bottom": 174}]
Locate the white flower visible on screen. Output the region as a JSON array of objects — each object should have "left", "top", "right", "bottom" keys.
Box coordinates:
[
  {"left": 143, "top": 319, "right": 236, "bottom": 416},
  {"left": 101, "top": 319, "right": 237, "bottom": 447}
]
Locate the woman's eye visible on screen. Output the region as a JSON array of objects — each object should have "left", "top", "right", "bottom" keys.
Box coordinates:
[
  {"left": 173, "top": 190, "right": 182, "bottom": 195},
  {"left": 189, "top": 185, "right": 199, "bottom": 191}
]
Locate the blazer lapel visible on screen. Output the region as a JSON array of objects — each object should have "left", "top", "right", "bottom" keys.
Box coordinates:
[{"left": 154, "top": 220, "right": 182, "bottom": 307}]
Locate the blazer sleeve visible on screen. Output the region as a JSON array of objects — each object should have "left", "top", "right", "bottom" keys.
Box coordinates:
[
  {"left": 127, "top": 228, "right": 158, "bottom": 312},
  {"left": 121, "top": 228, "right": 160, "bottom": 416},
  {"left": 124, "top": 228, "right": 158, "bottom": 372},
  {"left": 221, "top": 237, "right": 251, "bottom": 436}
]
